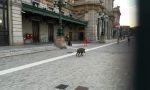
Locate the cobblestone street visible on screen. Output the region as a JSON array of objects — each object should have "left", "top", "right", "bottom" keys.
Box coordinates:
[{"left": 0, "top": 40, "right": 135, "bottom": 90}]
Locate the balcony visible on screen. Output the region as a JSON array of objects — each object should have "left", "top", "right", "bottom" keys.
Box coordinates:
[
  {"left": 22, "top": 0, "right": 55, "bottom": 11},
  {"left": 73, "top": 1, "right": 103, "bottom": 6}
]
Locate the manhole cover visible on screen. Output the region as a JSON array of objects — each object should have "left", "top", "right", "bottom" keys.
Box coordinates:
[
  {"left": 55, "top": 84, "right": 68, "bottom": 89},
  {"left": 74, "top": 86, "right": 89, "bottom": 90}
]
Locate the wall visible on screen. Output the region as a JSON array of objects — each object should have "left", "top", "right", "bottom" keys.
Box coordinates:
[
  {"left": 84, "top": 10, "right": 99, "bottom": 41},
  {"left": 22, "top": 17, "right": 32, "bottom": 36}
]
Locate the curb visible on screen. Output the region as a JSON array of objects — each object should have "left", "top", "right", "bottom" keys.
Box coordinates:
[{"left": 0, "top": 46, "right": 59, "bottom": 58}]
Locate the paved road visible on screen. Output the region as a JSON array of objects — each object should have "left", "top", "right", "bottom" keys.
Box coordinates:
[{"left": 0, "top": 40, "right": 135, "bottom": 90}]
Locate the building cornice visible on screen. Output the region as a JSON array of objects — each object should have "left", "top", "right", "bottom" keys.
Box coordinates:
[{"left": 113, "top": 6, "right": 121, "bottom": 15}]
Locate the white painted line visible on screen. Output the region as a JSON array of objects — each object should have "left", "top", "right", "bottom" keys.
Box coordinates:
[
  {"left": 86, "top": 42, "right": 117, "bottom": 52},
  {"left": 0, "top": 41, "right": 125, "bottom": 76},
  {"left": 0, "top": 53, "right": 76, "bottom": 76},
  {"left": 66, "top": 46, "right": 78, "bottom": 49},
  {"left": 86, "top": 39, "right": 126, "bottom": 52}
]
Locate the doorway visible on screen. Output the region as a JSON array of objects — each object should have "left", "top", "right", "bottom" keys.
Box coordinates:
[
  {"left": 32, "top": 21, "right": 39, "bottom": 43},
  {"left": 48, "top": 23, "right": 54, "bottom": 42},
  {"left": 69, "top": 32, "right": 72, "bottom": 40},
  {"left": 78, "top": 32, "right": 84, "bottom": 41}
]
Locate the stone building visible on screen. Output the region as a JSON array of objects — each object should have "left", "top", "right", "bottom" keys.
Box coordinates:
[
  {"left": 0, "top": 0, "right": 87, "bottom": 46},
  {"left": 120, "top": 25, "right": 130, "bottom": 37},
  {"left": 22, "top": 0, "right": 89, "bottom": 45},
  {"left": 0, "top": 0, "right": 119, "bottom": 46},
  {"left": 72, "top": 0, "right": 115, "bottom": 41},
  {"left": 112, "top": 6, "right": 121, "bottom": 39}
]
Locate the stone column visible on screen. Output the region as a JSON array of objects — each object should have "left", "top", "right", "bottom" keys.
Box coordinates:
[
  {"left": 107, "top": 20, "right": 110, "bottom": 39},
  {"left": 105, "top": 20, "right": 108, "bottom": 39},
  {"left": 9, "top": 0, "right": 23, "bottom": 45},
  {"left": 84, "top": 10, "right": 99, "bottom": 42}
]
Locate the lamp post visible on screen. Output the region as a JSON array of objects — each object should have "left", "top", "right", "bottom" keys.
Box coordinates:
[
  {"left": 99, "top": 12, "right": 106, "bottom": 43},
  {"left": 54, "top": 0, "right": 66, "bottom": 49},
  {"left": 55, "top": 0, "right": 65, "bottom": 36}
]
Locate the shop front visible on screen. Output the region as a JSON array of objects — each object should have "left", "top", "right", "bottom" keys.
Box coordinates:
[{"left": 0, "top": 0, "right": 9, "bottom": 46}]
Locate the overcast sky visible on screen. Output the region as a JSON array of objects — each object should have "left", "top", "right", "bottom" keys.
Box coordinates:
[{"left": 114, "top": 0, "right": 138, "bottom": 27}]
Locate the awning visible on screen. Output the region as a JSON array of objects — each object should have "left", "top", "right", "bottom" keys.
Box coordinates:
[{"left": 22, "top": 3, "right": 88, "bottom": 26}]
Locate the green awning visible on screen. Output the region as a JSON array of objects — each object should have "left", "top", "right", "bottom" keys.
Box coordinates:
[{"left": 22, "top": 3, "right": 88, "bottom": 26}]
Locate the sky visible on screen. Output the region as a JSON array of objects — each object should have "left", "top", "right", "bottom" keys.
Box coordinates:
[{"left": 114, "top": 0, "right": 138, "bottom": 27}]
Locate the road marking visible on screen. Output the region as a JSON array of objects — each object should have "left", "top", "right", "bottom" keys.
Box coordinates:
[
  {"left": 86, "top": 40, "right": 125, "bottom": 51},
  {"left": 66, "top": 46, "right": 78, "bottom": 49},
  {"left": 0, "top": 40, "right": 125, "bottom": 76}
]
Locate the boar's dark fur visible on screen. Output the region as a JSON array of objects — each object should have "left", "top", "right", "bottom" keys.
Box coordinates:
[{"left": 76, "top": 48, "right": 85, "bottom": 57}]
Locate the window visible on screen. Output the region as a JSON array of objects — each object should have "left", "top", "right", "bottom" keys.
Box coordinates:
[{"left": 0, "top": 9, "right": 3, "bottom": 31}]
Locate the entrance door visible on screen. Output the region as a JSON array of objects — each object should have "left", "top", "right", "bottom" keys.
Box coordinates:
[
  {"left": 32, "top": 21, "right": 39, "bottom": 43},
  {"left": 78, "top": 32, "right": 84, "bottom": 41},
  {"left": 69, "top": 32, "right": 72, "bottom": 40},
  {"left": 48, "top": 23, "right": 54, "bottom": 42}
]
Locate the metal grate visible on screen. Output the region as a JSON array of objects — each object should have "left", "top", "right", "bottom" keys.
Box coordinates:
[
  {"left": 74, "top": 86, "right": 89, "bottom": 90},
  {"left": 55, "top": 84, "right": 68, "bottom": 90}
]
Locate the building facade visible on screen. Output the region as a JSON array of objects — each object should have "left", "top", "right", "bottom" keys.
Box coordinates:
[
  {"left": 112, "top": 6, "right": 121, "bottom": 39},
  {"left": 21, "top": 0, "right": 88, "bottom": 45},
  {"left": 0, "top": 0, "right": 87, "bottom": 46},
  {"left": 0, "top": 0, "right": 119, "bottom": 46},
  {"left": 72, "top": 0, "right": 115, "bottom": 41},
  {"left": 120, "top": 26, "right": 130, "bottom": 37}
]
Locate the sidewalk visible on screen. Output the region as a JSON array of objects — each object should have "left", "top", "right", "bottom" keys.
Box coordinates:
[
  {"left": 0, "top": 39, "right": 117, "bottom": 58},
  {"left": 0, "top": 44, "right": 59, "bottom": 58}
]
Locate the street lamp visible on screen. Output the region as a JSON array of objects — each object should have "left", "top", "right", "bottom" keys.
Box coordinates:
[
  {"left": 99, "top": 12, "right": 106, "bottom": 43},
  {"left": 54, "top": 0, "right": 67, "bottom": 49},
  {"left": 101, "top": 14, "right": 104, "bottom": 35},
  {"left": 54, "top": 0, "right": 66, "bottom": 36},
  {"left": 97, "top": 17, "right": 100, "bottom": 40}
]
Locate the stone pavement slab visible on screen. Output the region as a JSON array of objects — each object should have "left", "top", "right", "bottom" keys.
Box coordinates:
[{"left": 0, "top": 40, "right": 134, "bottom": 90}]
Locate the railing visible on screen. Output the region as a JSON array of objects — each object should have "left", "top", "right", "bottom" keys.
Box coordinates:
[
  {"left": 21, "top": 0, "right": 55, "bottom": 11},
  {"left": 21, "top": 0, "right": 73, "bottom": 14},
  {"left": 73, "top": 1, "right": 102, "bottom": 6}
]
